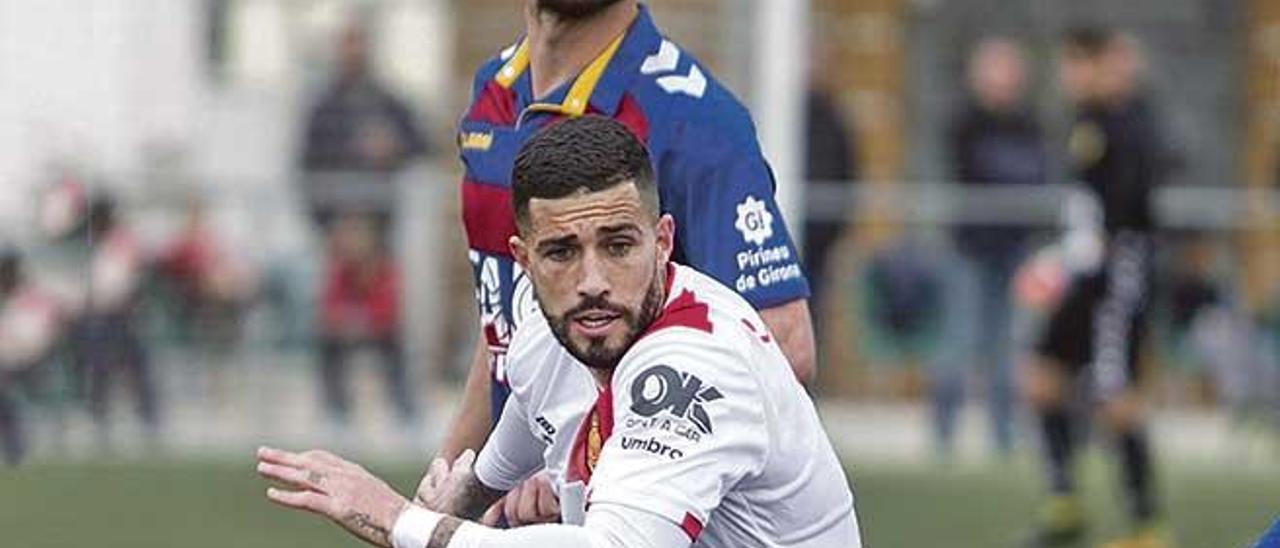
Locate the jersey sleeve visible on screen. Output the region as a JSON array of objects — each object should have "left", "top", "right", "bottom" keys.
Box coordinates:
[
  {"left": 586, "top": 331, "right": 769, "bottom": 535},
  {"left": 439, "top": 503, "right": 691, "bottom": 548},
  {"left": 474, "top": 392, "right": 543, "bottom": 492},
  {"left": 657, "top": 120, "right": 810, "bottom": 310}
]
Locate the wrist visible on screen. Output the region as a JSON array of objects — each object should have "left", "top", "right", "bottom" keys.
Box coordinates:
[{"left": 391, "top": 504, "right": 443, "bottom": 548}]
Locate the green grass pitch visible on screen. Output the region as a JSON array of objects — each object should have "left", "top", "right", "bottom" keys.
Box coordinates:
[{"left": 0, "top": 456, "right": 1274, "bottom": 547}]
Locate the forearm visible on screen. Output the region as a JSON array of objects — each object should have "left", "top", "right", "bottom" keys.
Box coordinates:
[
  {"left": 442, "top": 471, "right": 506, "bottom": 521},
  {"left": 759, "top": 298, "right": 817, "bottom": 384},
  {"left": 438, "top": 338, "right": 494, "bottom": 461},
  {"left": 471, "top": 394, "right": 545, "bottom": 493},
  {"left": 393, "top": 503, "right": 687, "bottom": 548}
]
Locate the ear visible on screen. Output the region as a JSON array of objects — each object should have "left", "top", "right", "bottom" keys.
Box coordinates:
[
  {"left": 510, "top": 235, "right": 531, "bottom": 270},
  {"left": 655, "top": 214, "right": 675, "bottom": 265}
]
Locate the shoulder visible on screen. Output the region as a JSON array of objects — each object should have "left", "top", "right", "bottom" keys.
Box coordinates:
[
  {"left": 626, "top": 40, "right": 762, "bottom": 157},
  {"left": 466, "top": 40, "right": 521, "bottom": 99},
  {"left": 506, "top": 311, "right": 563, "bottom": 396},
  {"left": 614, "top": 268, "right": 761, "bottom": 392}
]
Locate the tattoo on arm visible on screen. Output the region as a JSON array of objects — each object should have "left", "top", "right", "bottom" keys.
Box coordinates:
[
  {"left": 427, "top": 516, "right": 465, "bottom": 548},
  {"left": 447, "top": 473, "right": 506, "bottom": 521},
  {"left": 346, "top": 512, "right": 392, "bottom": 547}
]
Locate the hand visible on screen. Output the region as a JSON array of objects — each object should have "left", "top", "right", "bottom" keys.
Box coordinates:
[
  {"left": 499, "top": 472, "right": 560, "bottom": 527},
  {"left": 414, "top": 449, "right": 476, "bottom": 512},
  {"left": 256, "top": 446, "right": 408, "bottom": 547}
]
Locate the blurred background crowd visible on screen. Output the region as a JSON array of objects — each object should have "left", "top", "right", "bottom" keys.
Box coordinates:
[
  {"left": 0, "top": 0, "right": 1278, "bottom": 478},
  {"left": 4, "top": 2, "right": 1280, "bottom": 546}
]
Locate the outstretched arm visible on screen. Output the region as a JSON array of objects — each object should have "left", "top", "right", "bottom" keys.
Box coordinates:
[{"left": 256, "top": 447, "right": 688, "bottom": 548}]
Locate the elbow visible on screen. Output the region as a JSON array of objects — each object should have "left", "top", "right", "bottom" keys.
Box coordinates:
[{"left": 790, "top": 347, "right": 817, "bottom": 385}]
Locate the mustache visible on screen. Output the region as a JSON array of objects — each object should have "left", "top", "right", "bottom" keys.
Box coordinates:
[{"left": 564, "top": 294, "right": 629, "bottom": 320}]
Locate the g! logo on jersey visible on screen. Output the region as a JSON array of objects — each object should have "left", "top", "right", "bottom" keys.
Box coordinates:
[
  {"left": 734, "top": 195, "right": 774, "bottom": 246},
  {"left": 630, "top": 365, "right": 723, "bottom": 434}
]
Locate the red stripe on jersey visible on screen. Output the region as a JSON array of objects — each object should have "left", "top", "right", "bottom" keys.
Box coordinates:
[
  {"left": 680, "top": 513, "right": 704, "bottom": 541},
  {"left": 611, "top": 94, "right": 650, "bottom": 143},
  {"left": 582, "top": 93, "right": 650, "bottom": 144},
  {"left": 461, "top": 180, "right": 518, "bottom": 256},
  {"left": 466, "top": 81, "right": 519, "bottom": 126},
  {"left": 565, "top": 418, "right": 591, "bottom": 484},
  {"left": 740, "top": 318, "right": 772, "bottom": 343},
  {"left": 644, "top": 287, "right": 713, "bottom": 336},
  {"left": 596, "top": 383, "right": 615, "bottom": 439},
  {"left": 565, "top": 384, "right": 616, "bottom": 485}
]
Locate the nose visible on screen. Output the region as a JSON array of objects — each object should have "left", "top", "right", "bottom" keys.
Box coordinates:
[{"left": 576, "top": 249, "right": 610, "bottom": 300}]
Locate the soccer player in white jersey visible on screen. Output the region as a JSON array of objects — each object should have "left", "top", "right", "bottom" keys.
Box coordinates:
[{"left": 255, "top": 115, "right": 861, "bottom": 547}]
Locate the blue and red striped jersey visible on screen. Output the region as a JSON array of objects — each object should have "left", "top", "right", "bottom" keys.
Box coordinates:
[{"left": 457, "top": 5, "right": 809, "bottom": 419}]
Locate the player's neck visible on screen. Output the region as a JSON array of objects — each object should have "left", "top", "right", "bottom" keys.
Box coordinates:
[
  {"left": 524, "top": 2, "right": 638, "bottom": 100},
  {"left": 588, "top": 368, "right": 613, "bottom": 388}
]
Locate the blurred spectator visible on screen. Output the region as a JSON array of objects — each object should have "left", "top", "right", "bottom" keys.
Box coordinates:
[
  {"left": 803, "top": 54, "right": 860, "bottom": 312},
  {"left": 1168, "top": 234, "right": 1278, "bottom": 430},
  {"left": 157, "top": 196, "right": 258, "bottom": 352},
  {"left": 867, "top": 238, "right": 941, "bottom": 349},
  {"left": 300, "top": 19, "right": 428, "bottom": 234},
  {"left": 71, "top": 194, "right": 159, "bottom": 442},
  {"left": 0, "top": 248, "right": 63, "bottom": 465},
  {"left": 931, "top": 37, "right": 1045, "bottom": 458},
  {"left": 300, "top": 18, "right": 426, "bottom": 430},
  {"left": 317, "top": 213, "right": 415, "bottom": 427}
]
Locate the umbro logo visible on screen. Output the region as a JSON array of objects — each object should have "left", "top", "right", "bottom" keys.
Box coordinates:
[{"left": 629, "top": 365, "right": 723, "bottom": 434}]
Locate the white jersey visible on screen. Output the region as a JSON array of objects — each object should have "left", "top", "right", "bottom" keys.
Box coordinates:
[{"left": 475, "top": 263, "right": 861, "bottom": 547}]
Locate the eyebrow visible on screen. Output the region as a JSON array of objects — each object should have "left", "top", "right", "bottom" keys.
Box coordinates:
[
  {"left": 598, "top": 223, "right": 641, "bottom": 236},
  {"left": 535, "top": 234, "right": 579, "bottom": 253}
]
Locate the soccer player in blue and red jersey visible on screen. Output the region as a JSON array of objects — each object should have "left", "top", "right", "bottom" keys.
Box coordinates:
[{"left": 428, "top": 0, "right": 816, "bottom": 525}]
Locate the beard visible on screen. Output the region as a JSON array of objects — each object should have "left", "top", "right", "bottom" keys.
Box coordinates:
[
  {"left": 536, "top": 0, "right": 624, "bottom": 20},
  {"left": 545, "top": 267, "right": 665, "bottom": 371}
]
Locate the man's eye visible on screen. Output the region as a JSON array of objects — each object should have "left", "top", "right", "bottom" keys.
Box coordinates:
[
  {"left": 545, "top": 247, "right": 575, "bottom": 262},
  {"left": 606, "top": 241, "right": 633, "bottom": 257}
]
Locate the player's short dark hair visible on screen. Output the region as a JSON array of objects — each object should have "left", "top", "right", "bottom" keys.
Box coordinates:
[
  {"left": 1061, "top": 25, "right": 1116, "bottom": 58},
  {"left": 511, "top": 115, "right": 657, "bottom": 232}
]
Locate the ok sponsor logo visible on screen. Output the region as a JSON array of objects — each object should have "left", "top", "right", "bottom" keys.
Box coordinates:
[{"left": 629, "top": 365, "right": 723, "bottom": 435}]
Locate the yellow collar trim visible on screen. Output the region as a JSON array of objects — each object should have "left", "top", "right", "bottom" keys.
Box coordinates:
[
  {"left": 495, "top": 41, "right": 530, "bottom": 89},
  {"left": 497, "top": 32, "right": 626, "bottom": 117},
  {"left": 560, "top": 32, "right": 625, "bottom": 116}
]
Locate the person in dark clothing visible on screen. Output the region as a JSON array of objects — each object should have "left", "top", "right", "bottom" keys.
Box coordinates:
[
  {"left": 1021, "top": 28, "right": 1171, "bottom": 548},
  {"left": 803, "top": 53, "right": 859, "bottom": 348},
  {"left": 316, "top": 213, "right": 415, "bottom": 426},
  {"left": 301, "top": 20, "right": 425, "bottom": 429},
  {"left": 931, "top": 37, "right": 1045, "bottom": 459},
  {"left": 0, "top": 249, "right": 62, "bottom": 464},
  {"left": 0, "top": 249, "right": 30, "bottom": 465},
  {"left": 301, "top": 20, "right": 428, "bottom": 233},
  {"left": 72, "top": 195, "right": 159, "bottom": 443}
]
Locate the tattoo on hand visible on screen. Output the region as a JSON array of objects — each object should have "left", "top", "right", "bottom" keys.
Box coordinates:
[
  {"left": 449, "top": 473, "right": 506, "bottom": 521},
  {"left": 347, "top": 512, "right": 391, "bottom": 546},
  {"left": 427, "top": 516, "right": 465, "bottom": 548}
]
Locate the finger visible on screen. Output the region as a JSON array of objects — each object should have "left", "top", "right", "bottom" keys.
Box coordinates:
[
  {"left": 414, "top": 458, "right": 449, "bottom": 506},
  {"left": 453, "top": 449, "right": 476, "bottom": 472},
  {"left": 503, "top": 492, "right": 522, "bottom": 527},
  {"left": 515, "top": 480, "right": 540, "bottom": 524},
  {"left": 535, "top": 481, "right": 560, "bottom": 519},
  {"left": 427, "top": 457, "right": 448, "bottom": 490},
  {"left": 266, "top": 487, "right": 327, "bottom": 514},
  {"left": 257, "top": 461, "right": 324, "bottom": 493},
  {"left": 257, "top": 446, "right": 308, "bottom": 467},
  {"left": 480, "top": 501, "right": 503, "bottom": 527}
]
